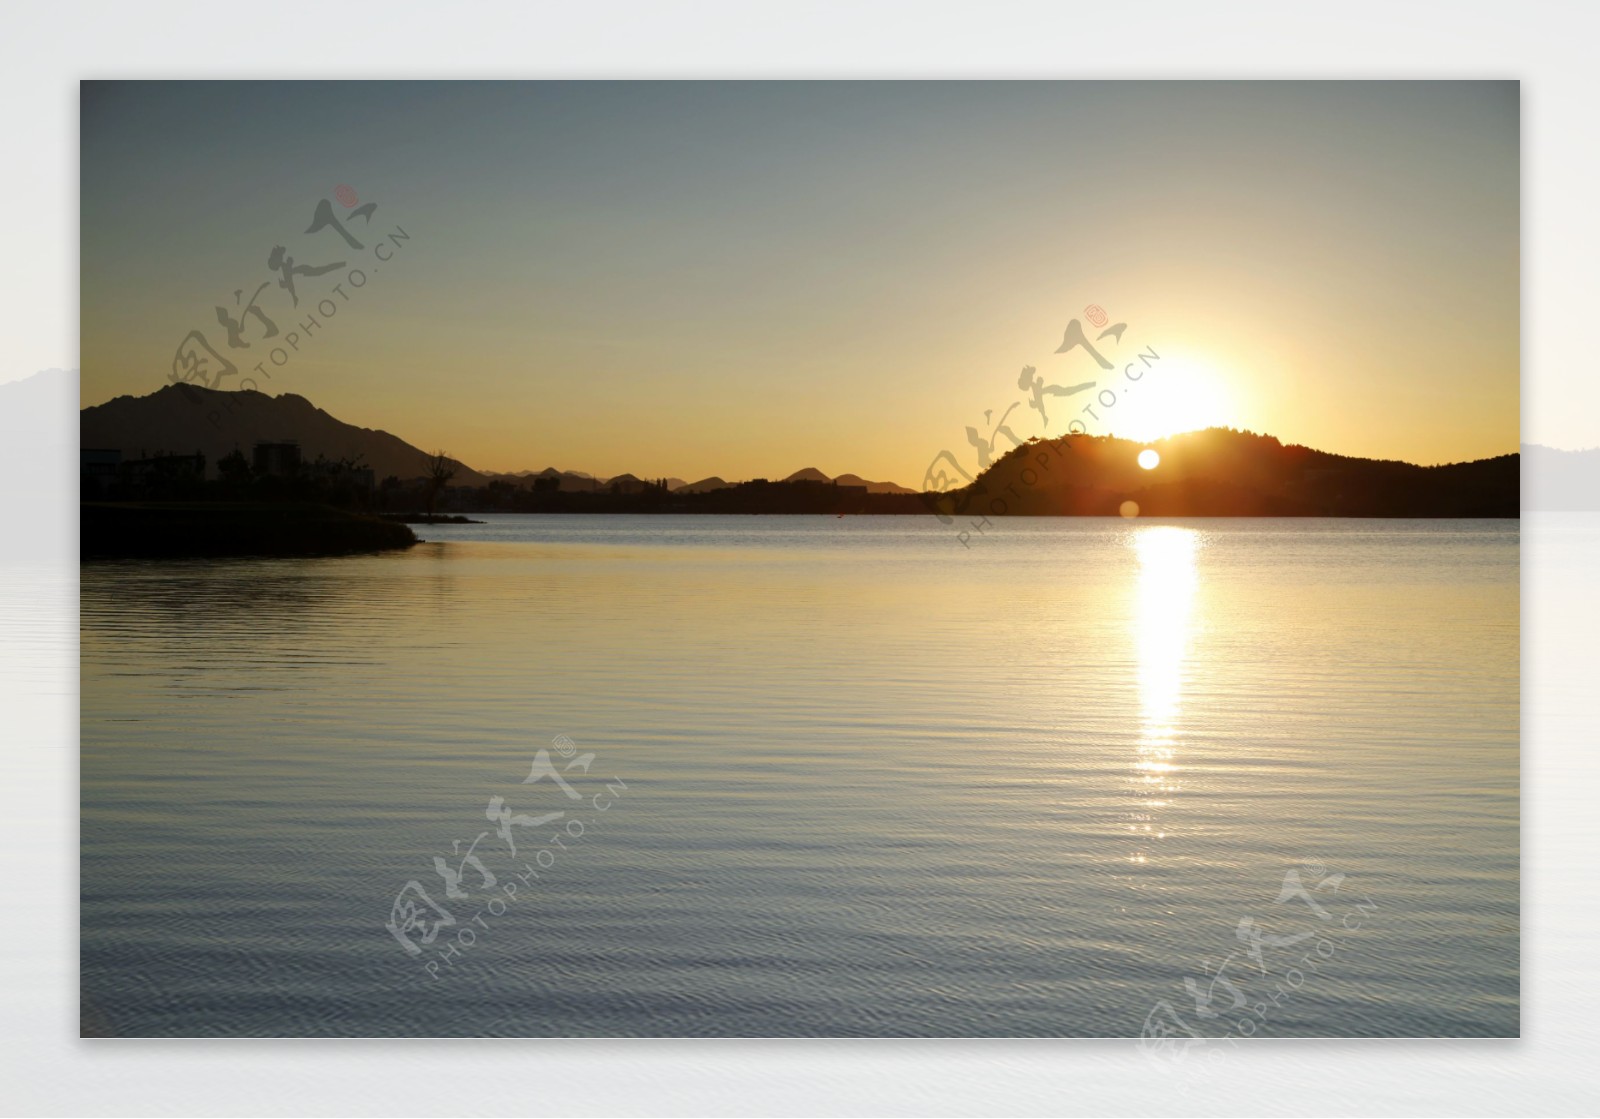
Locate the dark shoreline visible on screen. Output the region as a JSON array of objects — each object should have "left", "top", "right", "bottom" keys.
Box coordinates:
[
  {"left": 378, "top": 513, "right": 484, "bottom": 525},
  {"left": 81, "top": 502, "right": 418, "bottom": 559}
]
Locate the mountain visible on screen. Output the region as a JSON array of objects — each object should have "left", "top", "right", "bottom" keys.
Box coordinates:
[
  {"left": 677, "top": 476, "right": 732, "bottom": 494},
  {"left": 78, "top": 384, "right": 1521, "bottom": 516},
  {"left": 549, "top": 471, "right": 601, "bottom": 492},
  {"left": 482, "top": 468, "right": 690, "bottom": 492},
  {"left": 80, "top": 384, "right": 489, "bottom": 485},
  {"left": 834, "top": 473, "right": 916, "bottom": 495},
  {"left": 76, "top": 386, "right": 916, "bottom": 497},
  {"left": 938, "top": 428, "right": 1518, "bottom": 518},
  {"left": 603, "top": 473, "right": 651, "bottom": 494},
  {"left": 481, "top": 467, "right": 600, "bottom": 492},
  {"left": 780, "top": 467, "right": 913, "bottom": 493}
]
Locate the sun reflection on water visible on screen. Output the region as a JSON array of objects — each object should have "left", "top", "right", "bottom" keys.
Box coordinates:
[{"left": 1127, "top": 526, "right": 1201, "bottom": 863}]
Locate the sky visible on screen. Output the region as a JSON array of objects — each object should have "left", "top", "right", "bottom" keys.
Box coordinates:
[{"left": 80, "top": 81, "right": 1520, "bottom": 484}]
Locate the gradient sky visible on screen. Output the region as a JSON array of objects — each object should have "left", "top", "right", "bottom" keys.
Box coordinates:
[{"left": 81, "top": 81, "right": 1519, "bottom": 483}]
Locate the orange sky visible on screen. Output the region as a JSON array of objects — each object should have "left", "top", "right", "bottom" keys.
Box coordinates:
[{"left": 82, "top": 81, "right": 1519, "bottom": 484}]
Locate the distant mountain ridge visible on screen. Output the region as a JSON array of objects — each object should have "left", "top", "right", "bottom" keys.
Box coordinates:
[
  {"left": 478, "top": 468, "right": 692, "bottom": 493},
  {"left": 781, "top": 466, "right": 914, "bottom": 494},
  {"left": 81, "top": 384, "right": 489, "bottom": 485},
  {"left": 833, "top": 472, "right": 915, "bottom": 495},
  {"left": 78, "top": 384, "right": 916, "bottom": 492},
  {"left": 71, "top": 381, "right": 1561, "bottom": 512},
  {"left": 677, "top": 476, "right": 732, "bottom": 494}
]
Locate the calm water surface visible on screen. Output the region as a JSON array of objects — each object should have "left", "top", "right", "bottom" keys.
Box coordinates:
[{"left": 80, "top": 516, "right": 1519, "bottom": 1037}]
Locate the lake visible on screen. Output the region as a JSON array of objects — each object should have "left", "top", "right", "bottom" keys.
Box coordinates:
[{"left": 79, "top": 516, "right": 1519, "bottom": 1037}]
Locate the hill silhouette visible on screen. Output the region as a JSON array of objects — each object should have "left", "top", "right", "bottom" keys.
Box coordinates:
[
  {"left": 833, "top": 473, "right": 916, "bottom": 495},
  {"left": 677, "top": 476, "right": 732, "bottom": 494},
  {"left": 79, "top": 386, "right": 914, "bottom": 494},
  {"left": 781, "top": 466, "right": 915, "bottom": 493},
  {"left": 81, "top": 384, "right": 488, "bottom": 485},
  {"left": 933, "top": 428, "right": 1518, "bottom": 518},
  {"left": 77, "top": 384, "right": 1520, "bottom": 516}
]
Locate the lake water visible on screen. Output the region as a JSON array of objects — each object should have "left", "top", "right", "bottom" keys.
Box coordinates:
[{"left": 79, "top": 516, "right": 1519, "bottom": 1037}]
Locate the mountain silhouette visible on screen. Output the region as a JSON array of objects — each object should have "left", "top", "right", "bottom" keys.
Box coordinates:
[
  {"left": 80, "top": 386, "right": 916, "bottom": 494},
  {"left": 81, "top": 384, "right": 489, "bottom": 485},
  {"left": 779, "top": 467, "right": 914, "bottom": 493},
  {"left": 833, "top": 472, "right": 915, "bottom": 495},
  {"left": 677, "top": 476, "right": 733, "bottom": 494},
  {"left": 480, "top": 467, "right": 691, "bottom": 492},
  {"left": 77, "top": 384, "right": 1532, "bottom": 515},
  {"left": 938, "top": 428, "right": 1518, "bottom": 518}
]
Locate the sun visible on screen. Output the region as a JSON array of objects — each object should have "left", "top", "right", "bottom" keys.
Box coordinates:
[
  {"left": 1112, "top": 355, "right": 1236, "bottom": 443},
  {"left": 1138, "top": 448, "right": 1161, "bottom": 470}
]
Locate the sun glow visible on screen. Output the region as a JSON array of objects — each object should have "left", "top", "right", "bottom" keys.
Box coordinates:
[{"left": 1113, "top": 356, "right": 1236, "bottom": 443}]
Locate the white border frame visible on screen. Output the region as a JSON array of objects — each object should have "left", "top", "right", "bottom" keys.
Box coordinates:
[{"left": 7, "top": 3, "right": 1597, "bottom": 1114}]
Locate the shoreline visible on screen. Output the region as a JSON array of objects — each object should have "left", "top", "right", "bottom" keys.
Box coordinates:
[{"left": 81, "top": 502, "right": 418, "bottom": 559}]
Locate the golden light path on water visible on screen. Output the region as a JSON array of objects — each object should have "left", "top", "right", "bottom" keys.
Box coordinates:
[
  {"left": 76, "top": 518, "right": 1520, "bottom": 1037},
  {"left": 1129, "top": 525, "right": 1201, "bottom": 864}
]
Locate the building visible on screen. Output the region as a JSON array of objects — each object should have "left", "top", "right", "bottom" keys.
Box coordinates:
[
  {"left": 252, "top": 441, "right": 302, "bottom": 477},
  {"left": 118, "top": 451, "right": 207, "bottom": 498},
  {"left": 309, "top": 458, "right": 376, "bottom": 491},
  {"left": 80, "top": 448, "right": 122, "bottom": 496}
]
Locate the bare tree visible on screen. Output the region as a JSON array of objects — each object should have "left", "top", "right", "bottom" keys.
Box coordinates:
[{"left": 425, "top": 450, "right": 456, "bottom": 519}]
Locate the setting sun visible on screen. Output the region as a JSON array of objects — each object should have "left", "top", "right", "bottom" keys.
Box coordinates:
[
  {"left": 70, "top": 78, "right": 1523, "bottom": 1059},
  {"left": 1112, "top": 356, "right": 1236, "bottom": 444}
]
